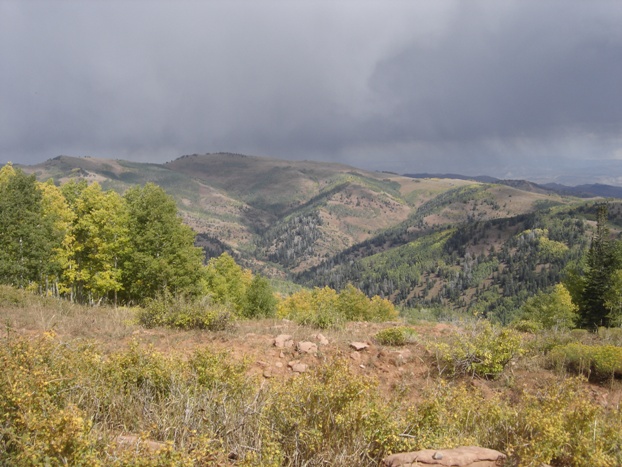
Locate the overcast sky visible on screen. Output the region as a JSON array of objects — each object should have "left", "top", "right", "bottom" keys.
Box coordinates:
[{"left": 1, "top": 0, "right": 621, "bottom": 180}]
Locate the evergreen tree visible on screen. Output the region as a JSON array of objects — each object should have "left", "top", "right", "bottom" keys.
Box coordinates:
[{"left": 580, "top": 204, "right": 618, "bottom": 328}]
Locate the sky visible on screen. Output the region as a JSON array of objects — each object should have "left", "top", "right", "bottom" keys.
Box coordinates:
[{"left": 1, "top": 0, "right": 622, "bottom": 182}]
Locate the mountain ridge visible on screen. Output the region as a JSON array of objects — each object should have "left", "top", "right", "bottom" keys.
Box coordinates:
[{"left": 18, "top": 152, "right": 622, "bottom": 318}]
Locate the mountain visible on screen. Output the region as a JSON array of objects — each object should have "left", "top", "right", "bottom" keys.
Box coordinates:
[
  {"left": 405, "top": 173, "right": 622, "bottom": 199},
  {"left": 20, "top": 153, "right": 620, "bottom": 318}
]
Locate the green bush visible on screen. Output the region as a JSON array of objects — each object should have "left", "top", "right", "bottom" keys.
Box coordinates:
[
  {"left": 374, "top": 327, "right": 417, "bottom": 346},
  {"left": 511, "top": 319, "right": 542, "bottom": 334},
  {"left": 549, "top": 343, "right": 622, "bottom": 381},
  {"left": 277, "top": 285, "right": 398, "bottom": 329},
  {"left": 138, "top": 292, "right": 233, "bottom": 330},
  {"left": 428, "top": 321, "right": 524, "bottom": 379}
]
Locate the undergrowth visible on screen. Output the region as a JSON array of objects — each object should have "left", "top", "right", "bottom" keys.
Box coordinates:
[{"left": 1, "top": 330, "right": 621, "bottom": 466}]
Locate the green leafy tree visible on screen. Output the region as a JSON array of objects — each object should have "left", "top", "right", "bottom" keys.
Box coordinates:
[
  {"left": 244, "top": 275, "right": 277, "bottom": 318},
  {"left": 0, "top": 165, "right": 57, "bottom": 289},
  {"left": 205, "top": 252, "right": 252, "bottom": 313},
  {"left": 337, "top": 283, "right": 370, "bottom": 321},
  {"left": 520, "top": 283, "right": 578, "bottom": 330},
  {"left": 122, "top": 183, "right": 206, "bottom": 302},
  {"left": 38, "top": 180, "right": 76, "bottom": 296},
  {"left": 62, "top": 182, "right": 130, "bottom": 304}
]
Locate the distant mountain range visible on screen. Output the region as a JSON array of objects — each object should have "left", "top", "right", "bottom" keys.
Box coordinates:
[
  {"left": 404, "top": 173, "right": 622, "bottom": 199},
  {"left": 18, "top": 153, "right": 622, "bottom": 320}
]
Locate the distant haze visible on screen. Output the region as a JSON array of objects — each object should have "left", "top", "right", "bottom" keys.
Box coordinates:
[{"left": 2, "top": 1, "right": 621, "bottom": 182}]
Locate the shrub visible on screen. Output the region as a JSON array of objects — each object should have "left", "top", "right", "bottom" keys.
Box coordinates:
[
  {"left": 428, "top": 321, "right": 524, "bottom": 379},
  {"left": 374, "top": 327, "right": 417, "bottom": 346},
  {"left": 511, "top": 319, "right": 542, "bottom": 334},
  {"left": 403, "top": 378, "right": 622, "bottom": 466},
  {"left": 0, "top": 333, "right": 99, "bottom": 465},
  {"left": 264, "top": 359, "right": 411, "bottom": 465},
  {"left": 597, "top": 326, "right": 622, "bottom": 346},
  {"left": 277, "top": 285, "right": 398, "bottom": 329},
  {"left": 549, "top": 343, "right": 622, "bottom": 381},
  {"left": 138, "top": 291, "right": 233, "bottom": 330}
]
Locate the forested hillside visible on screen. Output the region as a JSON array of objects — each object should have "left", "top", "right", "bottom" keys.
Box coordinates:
[{"left": 19, "top": 152, "right": 622, "bottom": 317}]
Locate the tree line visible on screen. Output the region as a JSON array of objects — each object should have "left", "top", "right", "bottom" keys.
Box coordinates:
[{"left": 0, "top": 164, "right": 272, "bottom": 311}]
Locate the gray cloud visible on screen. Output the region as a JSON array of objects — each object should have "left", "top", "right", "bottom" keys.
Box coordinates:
[{"left": 1, "top": 0, "right": 621, "bottom": 180}]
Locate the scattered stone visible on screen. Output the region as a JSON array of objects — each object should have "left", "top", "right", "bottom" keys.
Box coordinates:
[
  {"left": 116, "top": 435, "right": 166, "bottom": 453},
  {"left": 350, "top": 351, "right": 361, "bottom": 362},
  {"left": 291, "top": 363, "right": 308, "bottom": 373},
  {"left": 359, "top": 364, "right": 365, "bottom": 369},
  {"left": 350, "top": 341, "right": 369, "bottom": 351},
  {"left": 287, "top": 359, "right": 309, "bottom": 373},
  {"left": 274, "top": 334, "right": 294, "bottom": 349},
  {"left": 257, "top": 360, "right": 269, "bottom": 368},
  {"left": 313, "top": 333, "right": 329, "bottom": 345},
  {"left": 297, "top": 341, "right": 318, "bottom": 355},
  {"left": 275, "top": 362, "right": 283, "bottom": 368},
  {"left": 263, "top": 369, "right": 272, "bottom": 378},
  {"left": 279, "top": 351, "right": 285, "bottom": 359},
  {"left": 382, "top": 446, "right": 507, "bottom": 467}
]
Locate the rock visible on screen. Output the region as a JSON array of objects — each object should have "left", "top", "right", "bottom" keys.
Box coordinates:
[
  {"left": 116, "top": 435, "right": 167, "bottom": 453},
  {"left": 314, "top": 333, "right": 329, "bottom": 345},
  {"left": 350, "top": 341, "right": 369, "bottom": 351},
  {"left": 297, "top": 341, "right": 318, "bottom": 355},
  {"left": 263, "top": 369, "right": 272, "bottom": 378},
  {"left": 291, "top": 363, "right": 308, "bottom": 373},
  {"left": 382, "top": 446, "right": 506, "bottom": 467},
  {"left": 274, "top": 334, "right": 294, "bottom": 348},
  {"left": 275, "top": 362, "right": 283, "bottom": 368}
]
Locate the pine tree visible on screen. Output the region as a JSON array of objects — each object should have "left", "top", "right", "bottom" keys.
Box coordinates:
[{"left": 580, "top": 204, "right": 617, "bottom": 328}]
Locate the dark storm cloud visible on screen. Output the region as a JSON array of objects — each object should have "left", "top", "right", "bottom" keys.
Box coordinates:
[
  {"left": 1, "top": 1, "right": 621, "bottom": 179},
  {"left": 367, "top": 1, "right": 622, "bottom": 143}
]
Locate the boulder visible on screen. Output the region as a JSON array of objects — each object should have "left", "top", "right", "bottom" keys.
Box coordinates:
[
  {"left": 350, "top": 341, "right": 369, "bottom": 351},
  {"left": 297, "top": 341, "right": 318, "bottom": 355},
  {"left": 313, "top": 333, "right": 330, "bottom": 345},
  {"left": 274, "top": 334, "right": 294, "bottom": 349},
  {"left": 382, "top": 446, "right": 506, "bottom": 467},
  {"left": 290, "top": 363, "right": 309, "bottom": 373}
]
